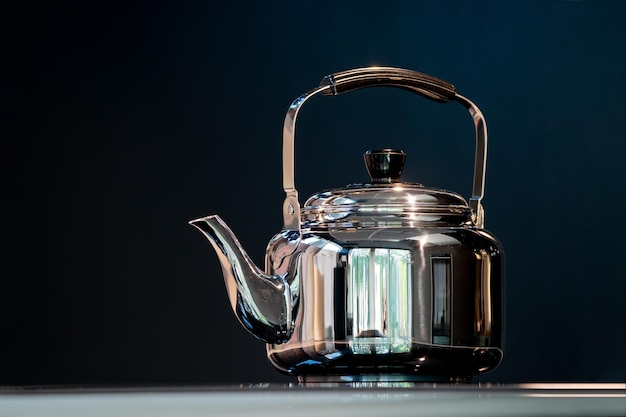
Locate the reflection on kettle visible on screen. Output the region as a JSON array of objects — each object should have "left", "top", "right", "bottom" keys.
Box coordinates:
[{"left": 190, "top": 67, "right": 504, "bottom": 383}]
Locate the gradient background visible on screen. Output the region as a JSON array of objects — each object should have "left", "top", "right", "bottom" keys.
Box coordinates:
[{"left": 2, "top": 1, "right": 625, "bottom": 385}]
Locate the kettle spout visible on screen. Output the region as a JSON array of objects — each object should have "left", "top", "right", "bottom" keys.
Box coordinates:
[{"left": 189, "top": 215, "right": 294, "bottom": 344}]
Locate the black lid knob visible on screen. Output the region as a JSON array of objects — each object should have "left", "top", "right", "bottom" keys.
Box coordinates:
[{"left": 364, "top": 149, "right": 406, "bottom": 183}]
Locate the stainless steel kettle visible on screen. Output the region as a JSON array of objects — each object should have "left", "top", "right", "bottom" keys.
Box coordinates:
[{"left": 190, "top": 67, "right": 504, "bottom": 383}]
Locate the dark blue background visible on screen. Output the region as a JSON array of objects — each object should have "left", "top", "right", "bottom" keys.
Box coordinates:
[{"left": 2, "top": 1, "right": 625, "bottom": 385}]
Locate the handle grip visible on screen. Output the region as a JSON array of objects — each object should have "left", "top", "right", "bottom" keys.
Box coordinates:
[{"left": 320, "top": 67, "right": 456, "bottom": 103}]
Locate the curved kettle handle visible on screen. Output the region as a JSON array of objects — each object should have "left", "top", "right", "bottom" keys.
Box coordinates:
[
  {"left": 319, "top": 67, "right": 456, "bottom": 103},
  {"left": 282, "top": 66, "right": 487, "bottom": 232}
]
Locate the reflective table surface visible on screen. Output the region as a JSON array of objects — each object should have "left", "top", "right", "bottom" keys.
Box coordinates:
[{"left": 0, "top": 383, "right": 624, "bottom": 417}]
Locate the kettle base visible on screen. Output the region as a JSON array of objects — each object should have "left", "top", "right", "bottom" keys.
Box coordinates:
[
  {"left": 268, "top": 343, "right": 502, "bottom": 383},
  {"left": 298, "top": 374, "right": 471, "bottom": 386}
]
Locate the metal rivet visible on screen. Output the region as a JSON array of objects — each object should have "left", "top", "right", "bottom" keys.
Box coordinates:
[{"left": 288, "top": 204, "right": 295, "bottom": 215}]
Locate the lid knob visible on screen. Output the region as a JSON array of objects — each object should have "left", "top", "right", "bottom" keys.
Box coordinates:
[{"left": 364, "top": 149, "right": 406, "bottom": 183}]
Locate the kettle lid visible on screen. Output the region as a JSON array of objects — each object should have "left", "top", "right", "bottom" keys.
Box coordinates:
[{"left": 301, "top": 149, "right": 473, "bottom": 230}]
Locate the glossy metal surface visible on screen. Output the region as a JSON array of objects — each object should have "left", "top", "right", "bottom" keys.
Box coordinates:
[
  {"left": 189, "top": 216, "right": 294, "bottom": 344},
  {"left": 190, "top": 67, "right": 504, "bottom": 381},
  {"left": 266, "top": 226, "right": 503, "bottom": 381}
]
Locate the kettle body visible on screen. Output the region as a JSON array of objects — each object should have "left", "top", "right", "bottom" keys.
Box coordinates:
[
  {"left": 190, "top": 67, "right": 504, "bottom": 383},
  {"left": 265, "top": 187, "right": 504, "bottom": 383}
]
